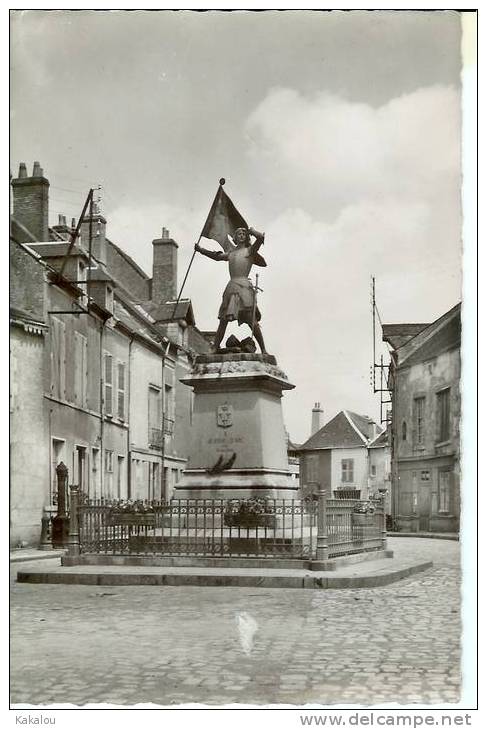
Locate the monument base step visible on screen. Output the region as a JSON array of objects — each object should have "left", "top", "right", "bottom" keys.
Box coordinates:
[
  {"left": 62, "top": 548, "right": 393, "bottom": 571},
  {"left": 19, "top": 553, "right": 433, "bottom": 590}
]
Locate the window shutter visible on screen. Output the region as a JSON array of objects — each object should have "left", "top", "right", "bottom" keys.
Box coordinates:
[
  {"left": 83, "top": 335, "right": 88, "bottom": 408},
  {"left": 117, "top": 362, "right": 125, "bottom": 419},
  {"left": 74, "top": 332, "right": 81, "bottom": 404},
  {"left": 104, "top": 354, "right": 113, "bottom": 416},
  {"left": 59, "top": 320, "right": 66, "bottom": 399}
]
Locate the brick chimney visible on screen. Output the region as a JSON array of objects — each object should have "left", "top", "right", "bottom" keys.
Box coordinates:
[
  {"left": 80, "top": 204, "right": 107, "bottom": 267},
  {"left": 52, "top": 213, "right": 71, "bottom": 241},
  {"left": 11, "top": 161, "right": 49, "bottom": 241},
  {"left": 152, "top": 227, "right": 178, "bottom": 304},
  {"left": 311, "top": 402, "right": 324, "bottom": 435}
]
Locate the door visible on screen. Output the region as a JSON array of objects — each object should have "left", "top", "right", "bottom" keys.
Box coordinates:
[{"left": 418, "top": 483, "right": 430, "bottom": 531}]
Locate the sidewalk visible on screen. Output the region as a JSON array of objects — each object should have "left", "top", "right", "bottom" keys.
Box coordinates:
[
  {"left": 10, "top": 548, "right": 67, "bottom": 563},
  {"left": 386, "top": 531, "right": 459, "bottom": 541}
]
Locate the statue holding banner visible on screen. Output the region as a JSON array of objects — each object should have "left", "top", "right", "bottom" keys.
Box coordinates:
[
  {"left": 174, "top": 180, "right": 297, "bottom": 501},
  {"left": 195, "top": 225, "right": 267, "bottom": 352}
]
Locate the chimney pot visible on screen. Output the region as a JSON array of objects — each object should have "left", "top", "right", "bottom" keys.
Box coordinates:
[
  {"left": 11, "top": 161, "right": 49, "bottom": 240},
  {"left": 311, "top": 401, "right": 324, "bottom": 436}
]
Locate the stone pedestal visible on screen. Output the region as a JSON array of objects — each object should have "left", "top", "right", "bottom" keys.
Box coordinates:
[{"left": 174, "top": 353, "right": 298, "bottom": 499}]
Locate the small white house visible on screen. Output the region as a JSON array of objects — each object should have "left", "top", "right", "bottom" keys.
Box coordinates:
[{"left": 299, "top": 410, "right": 390, "bottom": 502}]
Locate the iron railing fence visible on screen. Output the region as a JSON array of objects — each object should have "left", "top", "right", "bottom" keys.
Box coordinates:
[
  {"left": 76, "top": 496, "right": 385, "bottom": 560},
  {"left": 78, "top": 497, "right": 317, "bottom": 559},
  {"left": 326, "top": 498, "right": 384, "bottom": 557}
]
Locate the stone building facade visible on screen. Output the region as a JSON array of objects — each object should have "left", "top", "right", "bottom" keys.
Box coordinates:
[
  {"left": 9, "top": 161, "right": 210, "bottom": 546},
  {"left": 383, "top": 304, "right": 461, "bottom": 533}
]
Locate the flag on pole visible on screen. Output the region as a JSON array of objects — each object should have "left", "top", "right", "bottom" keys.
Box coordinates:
[{"left": 201, "top": 185, "right": 248, "bottom": 252}]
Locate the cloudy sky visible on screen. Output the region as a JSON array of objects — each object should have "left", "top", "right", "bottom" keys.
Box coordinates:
[{"left": 10, "top": 10, "right": 464, "bottom": 443}]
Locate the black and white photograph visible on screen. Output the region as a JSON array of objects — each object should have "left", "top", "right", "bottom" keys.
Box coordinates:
[{"left": 9, "top": 7, "right": 477, "bottom": 716}]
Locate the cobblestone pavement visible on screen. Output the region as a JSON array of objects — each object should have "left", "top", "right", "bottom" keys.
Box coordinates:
[{"left": 10, "top": 538, "right": 462, "bottom": 707}]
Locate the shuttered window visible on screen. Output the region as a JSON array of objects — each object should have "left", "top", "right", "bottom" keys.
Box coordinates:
[
  {"left": 413, "top": 397, "right": 425, "bottom": 446},
  {"left": 104, "top": 353, "right": 113, "bottom": 416},
  {"left": 74, "top": 332, "right": 88, "bottom": 408},
  {"left": 50, "top": 317, "right": 66, "bottom": 400},
  {"left": 117, "top": 362, "right": 126, "bottom": 419},
  {"left": 436, "top": 388, "right": 451, "bottom": 442},
  {"left": 341, "top": 459, "right": 354, "bottom": 483}
]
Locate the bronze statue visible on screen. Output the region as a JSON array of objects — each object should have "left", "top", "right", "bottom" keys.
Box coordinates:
[{"left": 195, "top": 226, "right": 267, "bottom": 353}]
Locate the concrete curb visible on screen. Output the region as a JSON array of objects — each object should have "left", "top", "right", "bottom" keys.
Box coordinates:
[{"left": 16, "top": 560, "right": 433, "bottom": 589}]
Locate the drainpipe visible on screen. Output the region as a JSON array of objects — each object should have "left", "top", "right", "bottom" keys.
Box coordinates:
[
  {"left": 127, "top": 334, "right": 135, "bottom": 499},
  {"left": 161, "top": 338, "right": 171, "bottom": 502},
  {"left": 99, "top": 320, "right": 105, "bottom": 498}
]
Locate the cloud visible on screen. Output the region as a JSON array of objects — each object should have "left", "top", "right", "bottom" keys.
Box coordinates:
[
  {"left": 245, "top": 85, "right": 461, "bottom": 214},
  {"left": 259, "top": 198, "right": 461, "bottom": 441}
]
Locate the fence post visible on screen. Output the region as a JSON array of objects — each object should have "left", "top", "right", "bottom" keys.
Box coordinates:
[
  {"left": 38, "top": 510, "right": 52, "bottom": 551},
  {"left": 316, "top": 486, "right": 328, "bottom": 562},
  {"left": 67, "top": 484, "right": 80, "bottom": 558},
  {"left": 377, "top": 497, "right": 387, "bottom": 550},
  {"left": 52, "top": 462, "right": 70, "bottom": 548}
]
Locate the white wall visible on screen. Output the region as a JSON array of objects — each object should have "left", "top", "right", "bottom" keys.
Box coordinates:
[{"left": 330, "top": 447, "right": 368, "bottom": 499}]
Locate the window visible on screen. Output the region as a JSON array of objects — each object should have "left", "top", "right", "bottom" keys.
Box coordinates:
[
  {"left": 105, "top": 449, "right": 113, "bottom": 473},
  {"left": 341, "top": 459, "right": 354, "bottom": 483},
  {"left": 436, "top": 388, "right": 451, "bottom": 443},
  {"left": 421, "top": 470, "right": 430, "bottom": 481},
  {"left": 413, "top": 397, "right": 425, "bottom": 446},
  {"left": 438, "top": 471, "right": 451, "bottom": 513},
  {"left": 74, "top": 332, "right": 88, "bottom": 407},
  {"left": 50, "top": 317, "right": 66, "bottom": 399},
  {"left": 117, "top": 362, "right": 126, "bottom": 420},
  {"left": 104, "top": 353, "right": 113, "bottom": 416},
  {"left": 164, "top": 383, "right": 175, "bottom": 434},
  {"left": 370, "top": 465, "right": 376, "bottom": 478},
  {"left": 402, "top": 421, "right": 407, "bottom": 441},
  {"left": 148, "top": 385, "right": 163, "bottom": 448}
]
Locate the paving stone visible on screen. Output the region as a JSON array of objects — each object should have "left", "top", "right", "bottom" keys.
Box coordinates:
[{"left": 10, "top": 537, "right": 462, "bottom": 706}]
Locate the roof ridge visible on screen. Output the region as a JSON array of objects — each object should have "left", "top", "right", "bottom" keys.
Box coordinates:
[{"left": 343, "top": 410, "right": 369, "bottom": 444}]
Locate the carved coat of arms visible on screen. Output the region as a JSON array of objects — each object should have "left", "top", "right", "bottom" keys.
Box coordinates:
[{"left": 217, "top": 404, "right": 233, "bottom": 428}]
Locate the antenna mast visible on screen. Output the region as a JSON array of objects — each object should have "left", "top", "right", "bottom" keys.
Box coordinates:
[{"left": 370, "top": 276, "right": 392, "bottom": 426}]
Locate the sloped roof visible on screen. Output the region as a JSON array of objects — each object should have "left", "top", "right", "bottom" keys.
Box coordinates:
[
  {"left": 382, "top": 323, "right": 430, "bottom": 350},
  {"left": 300, "top": 410, "right": 373, "bottom": 451},
  {"left": 106, "top": 238, "right": 150, "bottom": 281},
  {"left": 149, "top": 299, "right": 195, "bottom": 325},
  {"left": 28, "top": 242, "right": 89, "bottom": 260},
  {"left": 113, "top": 299, "right": 163, "bottom": 349},
  {"left": 369, "top": 429, "right": 389, "bottom": 448},
  {"left": 396, "top": 303, "right": 461, "bottom": 368}
]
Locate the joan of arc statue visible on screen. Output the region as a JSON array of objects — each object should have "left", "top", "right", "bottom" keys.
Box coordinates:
[{"left": 194, "top": 226, "right": 267, "bottom": 353}]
